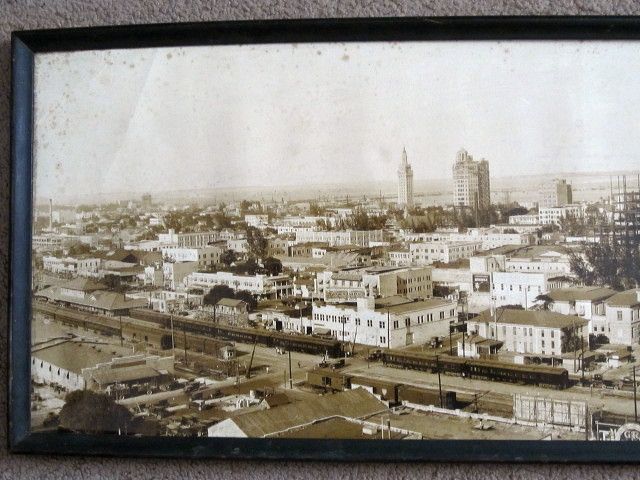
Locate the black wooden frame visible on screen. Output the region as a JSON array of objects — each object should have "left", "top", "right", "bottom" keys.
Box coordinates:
[{"left": 10, "top": 16, "right": 640, "bottom": 461}]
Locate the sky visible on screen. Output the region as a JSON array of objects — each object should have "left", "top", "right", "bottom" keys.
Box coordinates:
[{"left": 33, "top": 40, "right": 640, "bottom": 199}]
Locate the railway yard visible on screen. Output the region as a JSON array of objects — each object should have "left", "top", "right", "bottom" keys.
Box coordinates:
[{"left": 31, "top": 301, "right": 640, "bottom": 439}]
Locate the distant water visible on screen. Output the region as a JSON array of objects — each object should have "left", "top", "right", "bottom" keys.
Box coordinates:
[{"left": 36, "top": 170, "right": 639, "bottom": 207}]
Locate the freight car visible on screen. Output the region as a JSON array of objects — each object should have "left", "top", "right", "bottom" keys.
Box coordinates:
[
  {"left": 129, "top": 308, "right": 342, "bottom": 358},
  {"left": 381, "top": 350, "right": 569, "bottom": 389},
  {"left": 34, "top": 302, "right": 120, "bottom": 337}
]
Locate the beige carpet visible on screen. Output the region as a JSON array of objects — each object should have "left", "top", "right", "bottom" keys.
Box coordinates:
[{"left": 2, "top": 1, "right": 640, "bottom": 478}]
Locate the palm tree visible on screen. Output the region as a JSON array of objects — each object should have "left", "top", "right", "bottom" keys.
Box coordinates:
[{"left": 534, "top": 294, "right": 554, "bottom": 311}]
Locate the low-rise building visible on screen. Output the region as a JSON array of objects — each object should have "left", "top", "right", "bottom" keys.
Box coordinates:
[
  {"left": 508, "top": 214, "right": 540, "bottom": 225},
  {"left": 491, "top": 271, "right": 572, "bottom": 309},
  {"left": 408, "top": 241, "right": 482, "bottom": 265},
  {"left": 83, "top": 354, "right": 174, "bottom": 394},
  {"left": 161, "top": 244, "right": 224, "bottom": 269},
  {"left": 227, "top": 238, "right": 249, "bottom": 254},
  {"left": 504, "top": 250, "right": 572, "bottom": 276},
  {"left": 312, "top": 295, "right": 457, "bottom": 348},
  {"left": 294, "top": 229, "right": 385, "bottom": 247},
  {"left": 42, "top": 255, "right": 101, "bottom": 277},
  {"left": 465, "top": 308, "right": 589, "bottom": 362},
  {"left": 31, "top": 341, "right": 115, "bottom": 391},
  {"left": 547, "top": 287, "right": 616, "bottom": 335},
  {"left": 539, "top": 204, "right": 584, "bottom": 225},
  {"left": 34, "top": 278, "right": 147, "bottom": 315},
  {"left": 317, "top": 266, "right": 432, "bottom": 303},
  {"left": 185, "top": 271, "right": 293, "bottom": 299},
  {"left": 207, "top": 388, "right": 387, "bottom": 438},
  {"left": 148, "top": 290, "right": 204, "bottom": 312},
  {"left": 604, "top": 290, "right": 640, "bottom": 346},
  {"left": 215, "top": 298, "right": 249, "bottom": 320},
  {"left": 162, "top": 261, "right": 198, "bottom": 290},
  {"left": 158, "top": 229, "right": 222, "bottom": 248},
  {"left": 244, "top": 214, "right": 270, "bottom": 228}
]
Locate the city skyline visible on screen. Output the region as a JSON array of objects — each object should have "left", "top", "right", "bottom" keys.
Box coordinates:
[{"left": 34, "top": 41, "right": 640, "bottom": 199}]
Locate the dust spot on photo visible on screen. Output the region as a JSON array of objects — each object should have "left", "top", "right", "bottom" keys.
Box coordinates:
[{"left": 342, "top": 54, "right": 350, "bottom": 62}]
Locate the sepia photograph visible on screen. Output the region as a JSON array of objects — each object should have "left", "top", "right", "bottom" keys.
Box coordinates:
[{"left": 18, "top": 23, "right": 640, "bottom": 453}]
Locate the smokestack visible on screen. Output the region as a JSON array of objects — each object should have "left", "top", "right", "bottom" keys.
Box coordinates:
[{"left": 49, "top": 198, "right": 53, "bottom": 231}]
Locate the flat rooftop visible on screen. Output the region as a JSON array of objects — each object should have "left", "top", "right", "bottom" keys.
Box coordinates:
[{"left": 473, "top": 309, "right": 588, "bottom": 329}]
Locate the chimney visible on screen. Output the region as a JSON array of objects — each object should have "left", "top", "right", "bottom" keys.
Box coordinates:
[{"left": 48, "top": 198, "right": 53, "bottom": 231}]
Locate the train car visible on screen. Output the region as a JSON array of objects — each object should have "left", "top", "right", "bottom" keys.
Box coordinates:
[
  {"left": 121, "top": 319, "right": 173, "bottom": 350},
  {"left": 130, "top": 308, "right": 342, "bottom": 358},
  {"left": 381, "top": 350, "right": 569, "bottom": 389},
  {"left": 465, "top": 358, "right": 569, "bottom": 389},
  {"left": 33, "top": 302, "right": 121, "bottom": 337}
]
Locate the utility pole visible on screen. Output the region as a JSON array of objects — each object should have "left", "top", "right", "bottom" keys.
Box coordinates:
[
  {"left": 170, "top": 313, "right": 176, "bottom": 357},
  {"left": 462, "top": 294, "right": 468, "bottom": 358},
  {"left": 288, "top": 349, "right": 293, "bottom": 389},
  {"left": 387, "top": 308, "right": 391, "bottom": 350},
  {"left": 436, "top": 354, "right": 443, "bottom": 408},
  {"left": 581, "top": 335, "right": 585, "bottom": 385},
  {"left": 119, "top": 315, "right": 123, "bottom": 346},
  {"left": 182, "top": 325, "right": 188, "bottom": 365},
  {"left": 634, "top": 365, "right": 638, "bottom": 423},
  {"left": 342, "top": 316, "right": 346, "bottom": 359},
  {"left": 449, "top": 324, "right": 453, "bottom": 356}
]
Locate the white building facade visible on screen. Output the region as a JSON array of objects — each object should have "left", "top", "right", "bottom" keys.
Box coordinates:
[
  {"left": 312, "top": 296, "right": 457, "bottom": 348},
  {"left": 397, "top": 147, "right": 414, "bottom": 208}
]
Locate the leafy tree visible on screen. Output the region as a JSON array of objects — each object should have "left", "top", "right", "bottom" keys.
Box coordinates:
[
  {"left": 66, "top": 242, "right": 92, "bottom": 256},
  {"left": 230, "top": 259, "right": 259, "bottom": 276},
  {"left": 433, "top": 285, "right": 455, "bottom": 298},
  {"left": 344, "top": 208, "right": 388, "bottom": 230},
  {"left": 316, "top": 219, "right": 330, "bottom": 231},
  {"left": 309, "top": 202, "right": 326, "bottom": 216},
  {"left": 58, "top": 390, "right": 133, "bottom": 435},
  {"left": 234, "top": 290, "right": 258, "bottom": 311},
  {"left": 534, "top": 294, "right": 554, "bottom": 310},
  {"left": 561, "top": 327, "right": 584, "bottom": 353},
  {"left": 507, "top": 206, "right": 529, "bottom": 217},
  {"left": 262, "top": 257, "right": 283, "bottom": 276},
  {"left": 203, "top": 285, "right": 235, "bottom": 306},
  {"left": 220, "top": 249, "right": 237, "bottom": 267},
  {"left": 212, "top": 211, "right": 233, "bottom": 229},
  {"left": 245, "top": 226, "right": 268, "bottom": 260},
  {"left": 570, "top": 237, "right": 640, "bottom": 290}
]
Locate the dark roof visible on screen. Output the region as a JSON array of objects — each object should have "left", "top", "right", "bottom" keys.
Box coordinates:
[
  {"left": 209, "top": 388, "right": 387, "bottom": 438},
  {"left": 548, "top": 287, "right": 617, "bottom": 303},
  {"left": 474, "top": 309, "right": 588, "bottom": 329},
  {"left": 60, "top": 277, "right": 106, "bottom": 292},
  {"left": 36, "top": 287, "right": 148, "bottom": 312},
  {"left": 262, "top": 393, "right": 291, "bottom": 409},
  {"left": 378, "top": 298, "right": 453, "bottom": 315},
  {"left": 32, "top": 341, "right": 114, "bottom": 374},
  {"left": 606, "top": 290, "right": 640, "bottom": 308},
  {"left": 88, "top": 365, "right": 163, "bottom": 386},
  {"left": 98, "top": 249, "right": 140, "bottom": 262},
  {"left": 462, "top": 333, "right": 503, "bottom": 347},
  {"left": 216, "top": 298, "right": 247, "bottom": 308}
]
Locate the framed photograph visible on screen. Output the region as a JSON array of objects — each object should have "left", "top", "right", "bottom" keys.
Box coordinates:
[{"left": 10, "top": 16, "right": 640, "bottom": 461}]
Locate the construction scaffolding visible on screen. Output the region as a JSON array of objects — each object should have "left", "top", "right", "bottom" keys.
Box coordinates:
[
  {"left": 513, "top": 394, "right": 587, "bottom": 431},
  {"left": 608, "top": 174, "right": 640, "bottom": 247}
]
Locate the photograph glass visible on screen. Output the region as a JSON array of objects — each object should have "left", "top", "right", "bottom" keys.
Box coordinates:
[{"left": 29, "top": 38, "right": 640, "bottom": 445}]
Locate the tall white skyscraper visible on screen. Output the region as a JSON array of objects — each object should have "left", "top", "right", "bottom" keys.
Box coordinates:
[
  {"left": 452, "top": 148, "right": 491, "bottom": 211},
  {"left": 397, "top": 147, "right": 414, "bottom": 208}
]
